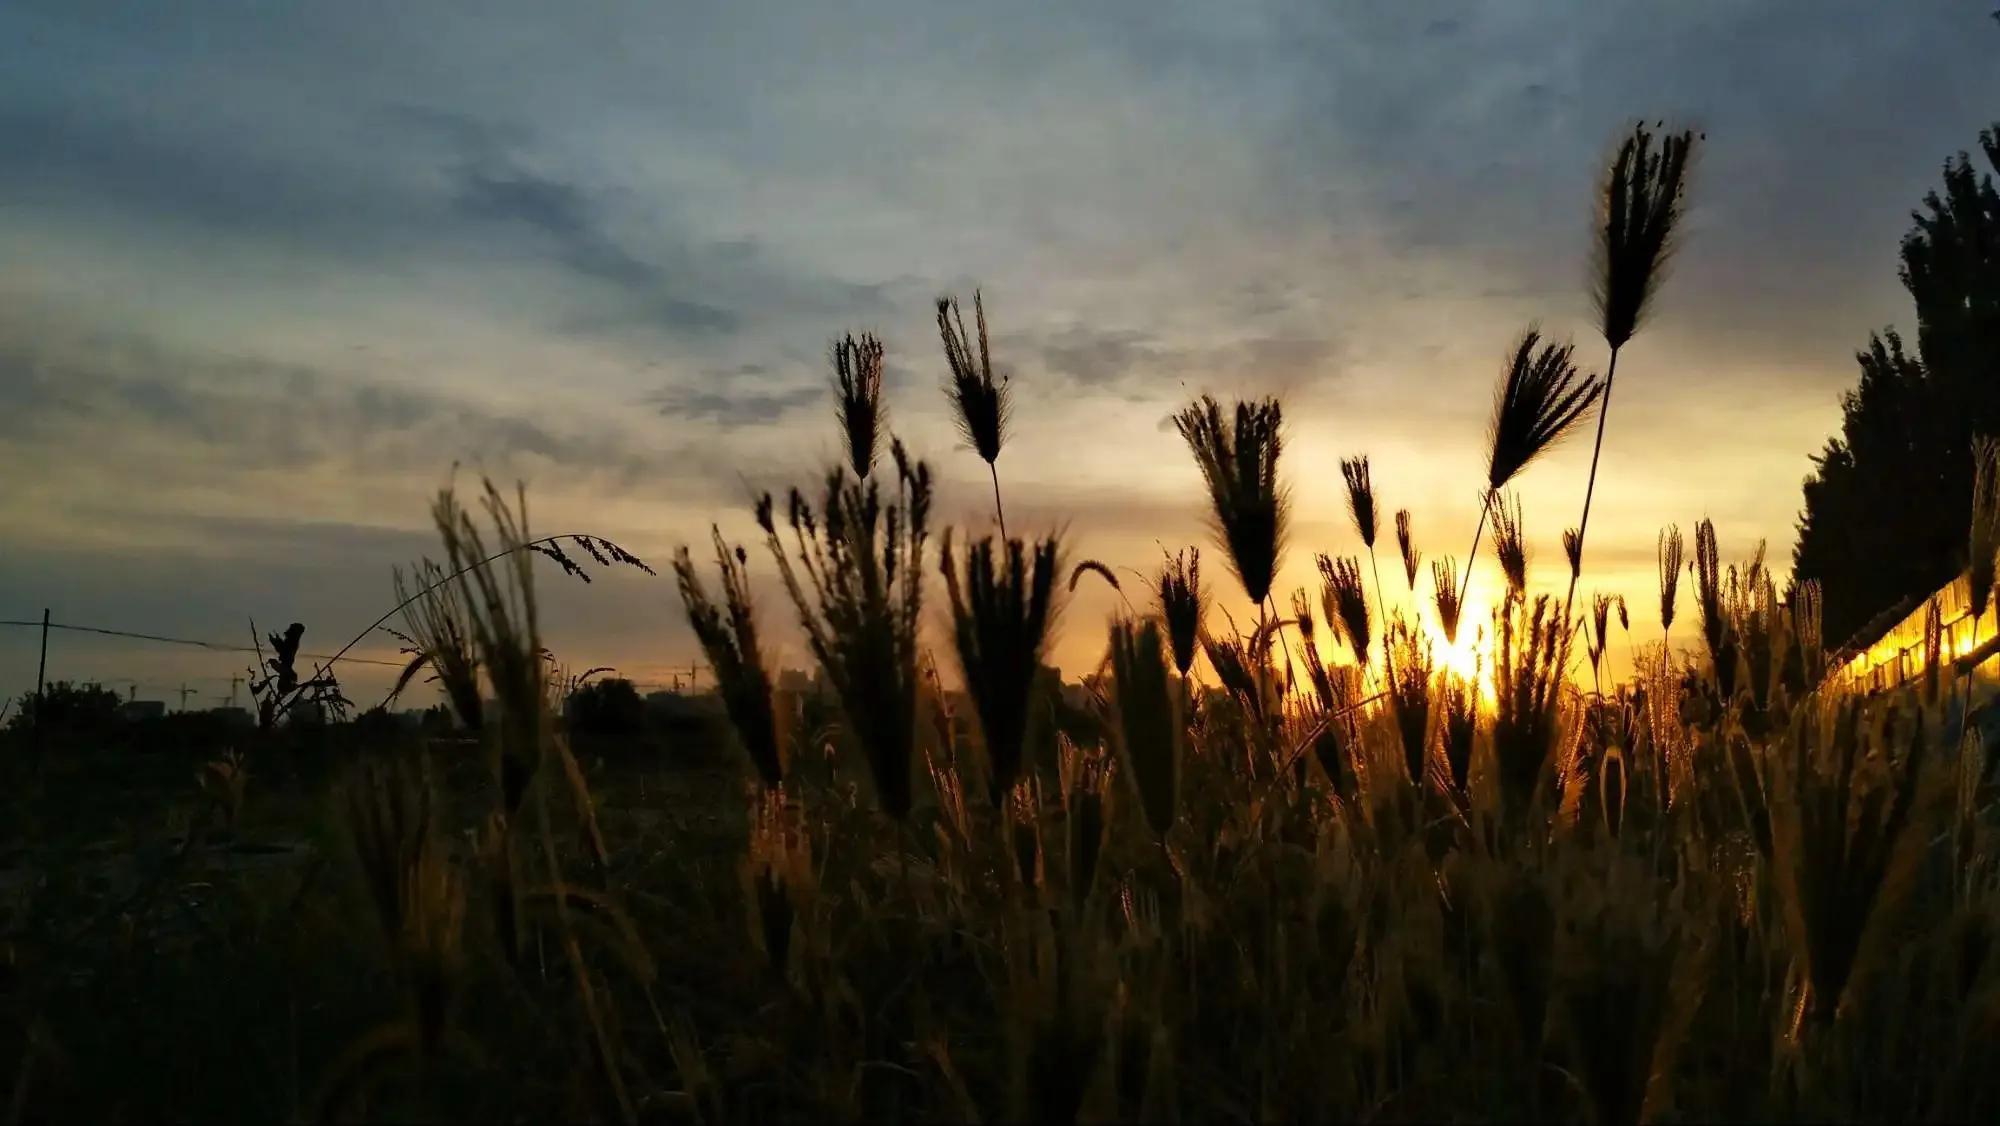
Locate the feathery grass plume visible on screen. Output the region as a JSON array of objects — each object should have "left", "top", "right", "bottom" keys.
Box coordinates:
[
  {"left": 1487, "top": 329, "right": 1604, "bottom": 493},
  {"left": 1110, "top": 618, "right": 1182, "bottom": 842},
  {"left": 1440, "top": 668, "right": 1479, "bottom": 797},
  {"left": 1493, "top": 594, "right": 1573, "bottom": 825},
  {"left": 1344, "top": 455, "right": 1394, "bottom": 629},
  {"left": 1491, "top": 490, "right": 1530, "bottom": 600},
  {"left": 1792, "top": 578, "right": 1824, "bottom": 686},
  {"left": 942, "top": 531, "right": 1063, "bottom": 805},
  {"left": 1317, "top": 554, "right": 1372, "bottom": 671},
  {"left": 1290, "top": 586, "right": 1317, "bottom": 647},
  {"left": 1396, "top": 508, "right": 1421, "bottom": 589},
  {"left": 1342, "top": 456, "right": 1378, "bottom": 548},
  {"left": 938, "top": 290, "right": 1012, "bottom": 537},
  {"left": 1292, "top": 586, "right": 1340, "bottom": 712},
  {"left": 1691, "top": 518, "right": 1728, "bottom": 694},
  {"left": 1155, "top": 547, "right": 1205, "bottom": 677},
  {"left": 1432, "top": 556, "right": 1463, "bottom": 645},
  {"left": 1562, "top": 527, "right": 1583, "bottom": 585},
  {"left": 1768, "top": 699, "right": 1932, "bottom": 1028},
  {"left": 339, "top": 756, "right": 465, "bottom": 1059},
  {"left": 1588, "top": 593, "right": 1616, "bottom": 685},
  {"left": 1175, "top": 394, "right": 1287, "bottom": 605},
  {"left": 1972, "top": 435, "right": 2000, "bottom": 627},
  {"left": 1063, "top": 742, "right": 1111, "bottom": 912},
  {"left": 755, "top": 441, "right": 932, "bottom": 819},
  {"left": 392, "top": 559, "right": 482, "bottom": 731},
  {"left": 673, "top": 526, "right": 785, "bottom": 788},
  {"left": 433, "top": 479, "right": 546, "bottom": 818},
  {"left": 1463, "top": 329, "right": 1602, "bottom": 608},
  {"left": 1594, "top": 121, "right": 1700, "bottom": 353},
  {"left": 1600, "top": 743, "right": 1627, "bottom": 837},
  {"left": 1616, "top": 594, "right": 1629, "bottom": 634},
  {"left": 1383, "top": 617, "right": 1435, "bottom": 787},
  {"left": 831, "top": 332, "right": 887, "bottom": 480},
  {"left": 1571, "top": 123, "right": 1701, "bottom": 615},
  {"left": 1009, "top": 777, "right": 1044, "bottom": 891},
  {"left": 1068, "top": 559, "right": 1118, "bottom": 595},
  {"left": 1658, "top": 524, "right": 1684, "bottom": 638}
]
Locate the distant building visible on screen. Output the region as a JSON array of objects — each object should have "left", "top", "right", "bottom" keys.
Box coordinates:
[{"left": 119, "top": 700, "right": 166, "bottom": 721}]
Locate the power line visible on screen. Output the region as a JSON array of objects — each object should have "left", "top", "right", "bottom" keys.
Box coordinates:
[{"left": 0, "top": 618, "right": 411, "bottom": 668}]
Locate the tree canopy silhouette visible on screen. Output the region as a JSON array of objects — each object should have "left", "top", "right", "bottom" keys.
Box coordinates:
[{"left": 1795, "top": 124, "right": 2000, "bottom": 649}]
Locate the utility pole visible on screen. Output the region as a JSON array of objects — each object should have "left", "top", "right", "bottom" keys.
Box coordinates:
[
  {"left": 178, "top": 683, "right": 197, "bottom": 712},
  {"left": 32, "top": 608, "right": 49, "bottom": 768}
]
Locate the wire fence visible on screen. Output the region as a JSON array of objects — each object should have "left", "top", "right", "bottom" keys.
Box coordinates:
[{"left": 0, "top": 615, "right": 710, "bottom": 706}]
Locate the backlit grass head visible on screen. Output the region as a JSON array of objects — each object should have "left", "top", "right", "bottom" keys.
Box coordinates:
[
  {"left": 1595, "top": 121, "right": 1700, "bottom": 351},
  {"left": 1317, "top": 553, "right": 1371, "bottom": 670},
  {"left": 674, "top": 526, "right": 785, "bottom": 789},
  {"left": 1491, "top": 491, "right": 1529, "bottom": 600},
  {"left": 392, "top": 558, "right": 483, "bottom": 732},
  {"left": 433, "top": 478, "right": 546, "bottom": 818},
  {"left": 1383, "top": 616, "right": 1434, "bottom": 788},
  {"left": 1176, "top": 394, "right": 1287, "bottom": 605},
  {"left": 938, "top": 291, "right": 1009, "bottom": 466},
  {"left": 1156, "top": 546, "right": 1206, "bottom": 677},
  {"left": 831, "top": 331, "right": 887, "bottom": 480},
  {"left": 1432, "top": 556, "right": 1463, "bottom": 645},
  {"left": 1109, "top": 618, "right": 1182, "bottom": 842},
  {"left": 1341, "top": 455, "right": 1378, "bottom": 549},
  {"left": 1493, "top": 594, "right": 1573, "bottom": 825},
  {"left": 1658, "top": 524, "right": 1684, "bottom": 634},
  {"left": 1487, "top": 329, "right": 1602, "bottom": 492},
  {"left": 1396, "top": 509, "right": 1421, "bottom": 589},
  {"left": 942, "top": 530, "right": 1064, "bottom": 805},
  {"left": 756, "top": 441, "right": 933, "bottom": 819}
]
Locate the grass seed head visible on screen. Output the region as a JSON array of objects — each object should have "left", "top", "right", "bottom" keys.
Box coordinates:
[
  {"left": 1318, "top": 554, "right": 1372, "bottom": 670},
  {"left": 1341, "top": 455, "right": 1378, "bottom": 549},
  {"left": 674, "top": 527, "right": 786, "bottom": 788},
  {"left": 1491, "top": 491, "right": 1530, "bottom": 599},
  {"left": 1110, "top": 618, "right": 1182, "bottom": 842},
  {"left": 1155, "top": 547, "right": 1206, "bottom": 677},
  {"left": 1658, "top": 524, "right": 1684, "bottom": 634},
  {"left": 1487, "top": 328, "right": 1603, "bottom": 492},
  {"left": 831, "top": 331, "right": 888, "bottom": 480},
  {"left": 1176, "top": 394, "right": 1287, "bottom": 605},
  {"left": 1595, "top": 121, "right": 1700, "bottom": 350},
  {"left": 942, "top": 530, "right": 1064, "bottom": 805},
  {"left": 1396, "top": 508, "right": 1421, "bottom": 589},
  {"left": 938, "top": 290, "right": 1009, "bottom": 465}
]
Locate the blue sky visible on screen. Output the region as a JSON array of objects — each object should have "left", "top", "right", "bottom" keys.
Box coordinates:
[{"left": 2, "top": 1, "right": 1996, "bottom": 705}]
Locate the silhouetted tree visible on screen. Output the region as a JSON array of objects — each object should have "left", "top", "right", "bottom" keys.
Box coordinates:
[
  {"left": 7, "top": 681, "right": 123, "bottom": 736},
  {"left": 1796, "top": 124, "right": 2000, "bottom": 648},
  {"left": 566, "top": 677, "right": 646, "bottom": 740}
]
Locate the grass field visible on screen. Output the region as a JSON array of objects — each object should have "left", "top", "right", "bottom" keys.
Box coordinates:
[{"left": 6, "top": 120, "right": 1999, "bottom": 1125}]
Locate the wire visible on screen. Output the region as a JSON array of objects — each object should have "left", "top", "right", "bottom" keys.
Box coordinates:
[{"left": 0, "top": 619, "right": 411, "bottom": 668}]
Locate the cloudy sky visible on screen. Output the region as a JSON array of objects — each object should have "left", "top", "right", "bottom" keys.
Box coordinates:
[{"left": 2, "top": 0, "right": 1995, "bottom": 709}]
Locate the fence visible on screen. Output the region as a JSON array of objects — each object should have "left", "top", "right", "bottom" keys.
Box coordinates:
[{"left": 0, "top": 612, "right": 710, "bottom": 715}]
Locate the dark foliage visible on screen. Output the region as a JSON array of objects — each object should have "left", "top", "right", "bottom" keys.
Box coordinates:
[{"left": 1796, "top": 124, "right": 2000, "bottom": 648}]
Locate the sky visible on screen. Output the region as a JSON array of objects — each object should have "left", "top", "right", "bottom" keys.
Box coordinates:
[{"left": 2, "top": 0, "right": 1997, "bottom": 711}]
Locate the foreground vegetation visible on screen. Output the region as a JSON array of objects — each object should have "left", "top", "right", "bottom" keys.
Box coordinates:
[{"left": 5, "top": 121, "right": 2000, "bottom": 1125}]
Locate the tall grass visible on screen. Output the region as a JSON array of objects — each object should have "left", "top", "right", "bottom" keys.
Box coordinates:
[{"left": 45, "top": 114, "right": 2000, "bottom": 1126}]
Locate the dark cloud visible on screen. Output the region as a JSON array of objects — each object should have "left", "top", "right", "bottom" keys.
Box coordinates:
[
  {"left": 651, "top": 383, "right": 822, "bottom": 427},
  {"left": 0, "top": 317, "right": 737, "bottom": 495},
  {"left": 452, "top": 159, "right": 742, "bottom": 335},
  {"left": 1035, "top": 325, "right": 1169, "bottom": 389}
]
